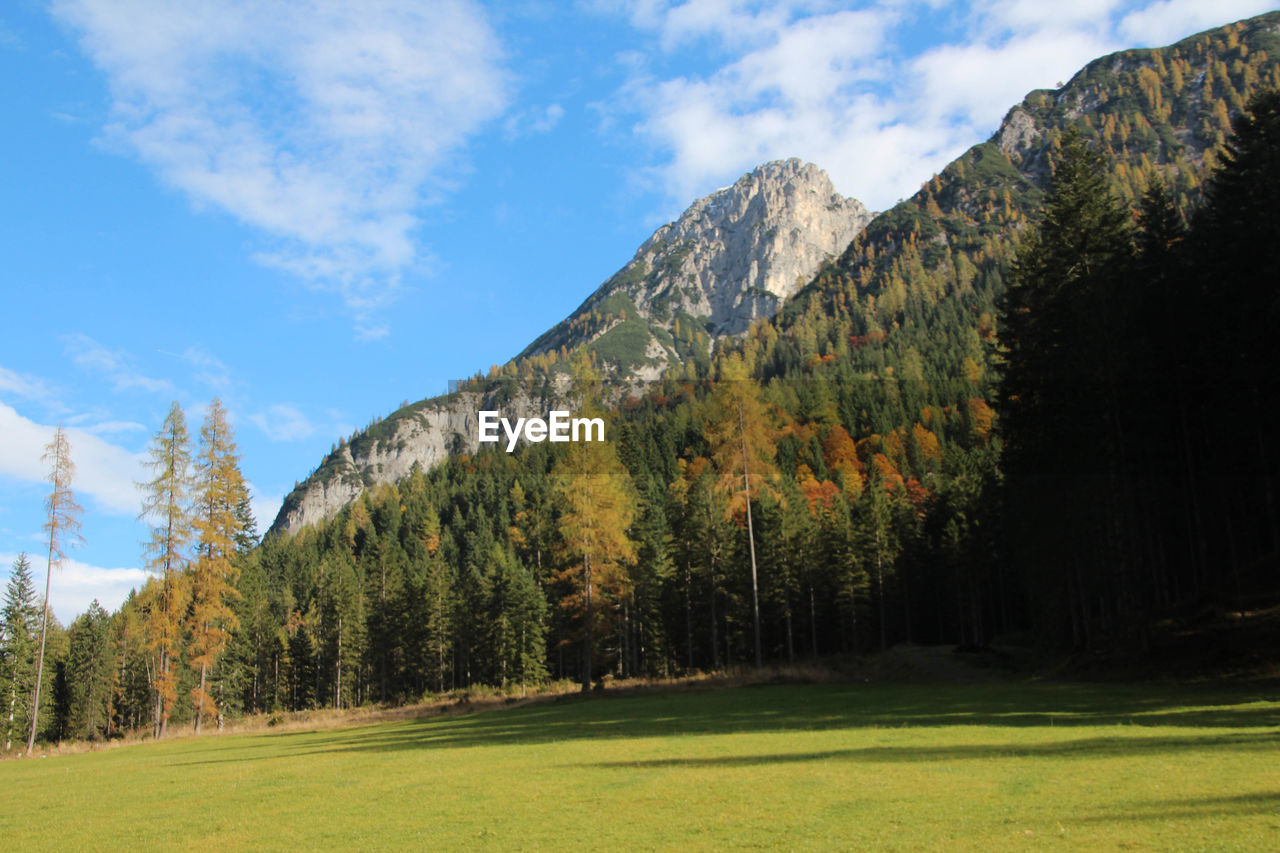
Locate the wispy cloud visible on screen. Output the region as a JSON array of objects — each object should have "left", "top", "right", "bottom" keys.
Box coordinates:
[
  {"left": 0, "top": 365, "right": 60, "bottom": 407},
  {"left": 82, "top": 420, "right": 147, "bottom": 435},
  {"left": 250, "top": 404, "right": 315, "bottom": 443},
  {"left": 503, "top": 103, "right": 566, "bottom": 139},
  {"left": 62, "top": 332, "right": 173, "bottom": 394},
  {"left": 0, "top": 403, "right": 145, "bottom": 515},
  {"left": 176, "top": 345, "right": 232, "bottom": 391},
  {"left": 603, "top": 0, "right": 1271, "bottom": 211},
  {"left": 53, "top": 0, "right": 511, "bottom": 337}
]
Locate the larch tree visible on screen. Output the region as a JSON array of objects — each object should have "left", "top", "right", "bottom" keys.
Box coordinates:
[
  {"left": 29, "top": 425, "right": 83, "bottom": 753},
  {"left": 707, "top": 353, "right": 778, "bottom": 669},
  {"left": 552, "top": 354, "right": 637, "bottom": 692},
  {"left": 138, "top": 401, "right": 193, "bottom": 738},
  {"left": 189, "top": 399, "right": 250, "bottom": 732}
]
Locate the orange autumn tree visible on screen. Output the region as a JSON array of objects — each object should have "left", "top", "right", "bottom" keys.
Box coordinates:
[{"left": 189, "top": 398, "right": 250, "bottom": 732}]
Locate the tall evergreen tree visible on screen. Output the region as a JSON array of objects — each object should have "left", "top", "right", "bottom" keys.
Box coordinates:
[
  {"left": 3, "top": 554, "right": 39, "bottom": 752},
  {"left": 998, "top": 130, "right": 1135, "bottom": 647},
  {"left": 65, "top": 601, "right": 113, "bottom": 740}
]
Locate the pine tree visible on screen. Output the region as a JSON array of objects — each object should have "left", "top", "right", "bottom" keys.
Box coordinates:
[
  {"left": 29, "top": 426, "right": 83, "bottom": 753},
  {"left": 189, "top": 399, "right": 250, "bottom": 732},
  {"left": 138, "top": 401, "right": 193, "bottom": 737}
]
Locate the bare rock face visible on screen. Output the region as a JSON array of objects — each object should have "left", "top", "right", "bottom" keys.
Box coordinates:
[
  {"left": 274, "top": 387, "right": 553, "bottom": 534},
  {"left": 271, "top": 159, "right": 870, "bottom": 536},
  {"left": 521, "top": 158, "right": 872, "bottom": 367},
  {"left": 626, "top": 158, "right": 871, "bottom": 336}
]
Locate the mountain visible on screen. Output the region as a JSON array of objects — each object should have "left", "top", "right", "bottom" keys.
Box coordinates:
[
  {"left": 271, "top": 159, "right": 870, "bottom": 534},
  {"left": 519, "top": 158, "right": 871, "bottom": 376}
]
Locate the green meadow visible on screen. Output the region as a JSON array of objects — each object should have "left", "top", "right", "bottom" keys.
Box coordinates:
[{"left": 2, "top": 681, "right": 1277, "bottom": 851}]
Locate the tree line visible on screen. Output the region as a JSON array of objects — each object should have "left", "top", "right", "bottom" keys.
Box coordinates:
[{"left": 2, "top": 399, "right": 254, "bottom": 747}]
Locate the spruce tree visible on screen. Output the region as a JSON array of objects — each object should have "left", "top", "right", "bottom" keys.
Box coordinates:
[
  {"left": 997, "top": 130, "right": 1135, "bottom": 647},
  {"left": 3, "top": 554, "right": 39, "bottom": 752}
]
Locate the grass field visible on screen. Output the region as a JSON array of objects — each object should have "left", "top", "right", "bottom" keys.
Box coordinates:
[{"left": 2, "top": 679, "right": 1277, "bottom": 850}]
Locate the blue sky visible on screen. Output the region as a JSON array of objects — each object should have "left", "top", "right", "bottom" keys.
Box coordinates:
[{"left": 2, "top": 0, "right": 1275, "bottom": 622}]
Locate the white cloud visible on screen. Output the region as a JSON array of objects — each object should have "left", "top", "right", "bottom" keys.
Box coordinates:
[
  {"left": 1119, "top": 0, "right": 1278, "bottom": 46},
  {"left": 250, "top": 404, "right": 316, "bottom": 443},
  {"left": 606, "top": 0, "right": 1263, "bottom": 211},
  {"left": 2, "top": 552, "right": 147, "bottom": 625},
  {"left": 626, "top": 5, "right": 901, "bottom": 206},
  {"left": 53, "top": 0, "right": 510, "bottom": 336},
  {"left": 62, "top": 333, "right": 173, "bottom": 394},
  {"left": 0, "top": 403, "right": 145, "bottom": 516}
]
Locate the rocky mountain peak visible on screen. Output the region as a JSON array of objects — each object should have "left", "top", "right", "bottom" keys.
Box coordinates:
[
  {"left": 634, "top": 158, "right": 870, "bottom": 335},
  {"left": 519, "top": 158, "right": 871, "bottom": 373}
]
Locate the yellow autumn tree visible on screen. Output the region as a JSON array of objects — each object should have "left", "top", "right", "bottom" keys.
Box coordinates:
[
  {"left": 137, "top": 401, "right": 192, "bottom": 738},
  {"left": 552, "top": 354, "right": 636, "bottom": 692},
  {"left": 707, "top": 352, "right": 779, "bottom": 669},
  {"left": 188, "top": 398, "right": 249, "bottom": 732}
]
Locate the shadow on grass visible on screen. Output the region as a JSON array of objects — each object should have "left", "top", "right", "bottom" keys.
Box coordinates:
[
  {"left": 1079, "top": 790, "right": 1280, "bottom": 822},
  {"left": 170, "top": 681, "right": 1280, "bottom": 768},
  {"left": 567, "top": 731, "right": 1278, "bottom": 769}
]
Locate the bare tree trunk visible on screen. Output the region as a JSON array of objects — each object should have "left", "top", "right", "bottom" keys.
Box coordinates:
[
  {"left": 581, "top": 553, "right": 593, "bottom": 693},
  {"left": 194, "top": 661, "right": 207, "bottom": 733},
  {"left": 155, "top": 649, "right": 166, "bottom": 739},
  {"left": 684, "top": 560, "right": 694, "bottom": 672},
  {"left": 739, "top": 401, "right": 763, "bottom": 669},
  {"left": 7, "top": 670, "right": 18, "bottom": 752},
  {"left": 27, "top": 555, "right": 54, "bottom": 754},
  {"left": 809, "top": 585, "right": 819, "bottom": 660}
]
